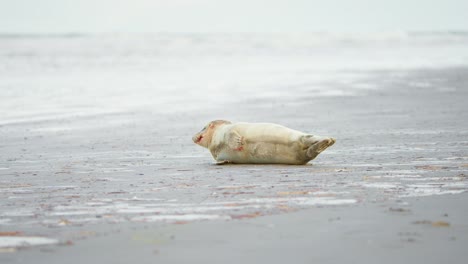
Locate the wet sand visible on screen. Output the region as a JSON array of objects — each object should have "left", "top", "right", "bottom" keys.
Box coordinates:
[
  {"left": 1, "top": 67, "right": 468, "bottom": 262},
  {"left": 4, "top": 193, "right": 468, "bottom": 264}
]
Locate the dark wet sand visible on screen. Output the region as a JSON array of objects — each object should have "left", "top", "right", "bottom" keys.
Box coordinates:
[{"left": 1, "top": 67, "right": 468, "bottom": 263}]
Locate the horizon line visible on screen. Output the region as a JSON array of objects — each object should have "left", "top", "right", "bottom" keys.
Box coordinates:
[{"left": 1, "top": 30, "right": 468, "bottom": 37}]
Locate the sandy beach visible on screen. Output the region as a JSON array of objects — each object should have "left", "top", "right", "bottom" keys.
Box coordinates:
[{"left": 0, "top": 34, "right": 467, "bottom": 263}]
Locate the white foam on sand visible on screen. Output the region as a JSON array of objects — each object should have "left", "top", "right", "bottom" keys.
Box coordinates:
[
  {"left": 0, "top": 237, "right": 59, "bottom": 248},
  {"left": 1, "top": 209, "right": 36, "bottom": 217},
  {"left": 225, "top": 196, "right": 357, "bottom": 206},
  {"left": 363, "top": 183, "right": 400, "bottom": 189},
  {"left": 0, "top": 219, "right": 12, "bottom": 224},
  {"left": 19, "top": 195, "right": 358, "bottom": 226},
  {"left": 400, "top": 189, "right": 465, "bottom": 198},
  {"left": 131, "top": 214, "right": 230, "bottom": 222},
  {"left": 294, "top": 198, "right": 357, "bottom": 206}
]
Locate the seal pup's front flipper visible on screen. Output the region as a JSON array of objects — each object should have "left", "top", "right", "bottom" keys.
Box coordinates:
[
  {"left": 216, "top": 160, "right": 232, "bottom": 165},
  {"left": 227, "top": 130, "right": 245, "bottom": 151}
]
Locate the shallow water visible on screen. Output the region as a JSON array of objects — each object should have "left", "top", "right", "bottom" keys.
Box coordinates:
[{"left": 1, "top": 32, "right": 468, "bottom": 124}]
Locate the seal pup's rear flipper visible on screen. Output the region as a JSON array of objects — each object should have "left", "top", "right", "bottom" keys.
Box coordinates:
[{"left": 306, "top": 137, "right": 336, "bottom": 160}]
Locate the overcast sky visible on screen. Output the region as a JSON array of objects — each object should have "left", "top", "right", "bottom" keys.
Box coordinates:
[{"left": 1, "top": 0, "right": 467, "bottom": 34}]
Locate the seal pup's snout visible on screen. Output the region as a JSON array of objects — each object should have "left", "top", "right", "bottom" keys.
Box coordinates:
[{"left": 192, "top": 134, "right": 203, "bottom": 144}]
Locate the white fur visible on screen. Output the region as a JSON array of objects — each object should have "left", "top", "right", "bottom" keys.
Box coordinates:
[{"left": 206, "top": 122, "right": 331, "bottom": 165}]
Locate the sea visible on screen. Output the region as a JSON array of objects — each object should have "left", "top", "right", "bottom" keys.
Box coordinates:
[{"left": 1, "top": 32, "right": 468, "bottom": 125}]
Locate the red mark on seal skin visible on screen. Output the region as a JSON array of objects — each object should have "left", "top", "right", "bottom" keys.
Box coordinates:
[
  {"left": 197, "top": 136, "right": 203, "bottom": 143},
  {"left": 236, "top": 146, "right": 244, "bottom": 151}
]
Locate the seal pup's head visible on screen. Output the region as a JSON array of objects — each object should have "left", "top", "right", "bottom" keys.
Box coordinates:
[{"left": 193, "top": 120, "right": 231, "bottom": 148}]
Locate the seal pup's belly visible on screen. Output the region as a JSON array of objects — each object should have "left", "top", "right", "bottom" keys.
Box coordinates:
[{"left": 216, "top": 141, "right": 305, "bottom": 164}]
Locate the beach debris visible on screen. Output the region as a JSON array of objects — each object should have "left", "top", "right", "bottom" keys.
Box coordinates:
[
  {"left": 335, "top": 169, "right": 350, "bottom": 172},
  {"left": 389, "top": 207, "right": 411, "bottom": 213},
  {"left": 0, "top": 183, "right": 32, "bottom": 188},
  {"left": 0, "top": 247, "right": 17, "bottom": 253},
  {"left": 398, "top": 231, "right": 421, "bottom": 243},
  {"left": 415, "top": 165, "right": 448, "bottom": 171},
  {"left": 432, "top": 221, "right": 450, "bottom": 227},
  {"left": 276, "top": 204, "right": 295, "bottom": 212},
  {"left": 107, "top": 191, "right": 127, "bottom": 194},
  {"left": 58, "top": 219, "right": 72, "bottom": 226},
  {"left": 412, "top": 220, "right": 450, "bottom": 227},
  {"left": 412, "top": 220, "right": 432, "bottom": 225},
  {"left": 277, "top": 191, "right": 311, "bottom": 196},
  {"left": 221, "top": 191, "right": 255, "bottom": 195},
  {"left": 0, "top": 232, "right": 22, "bottom": 236},
  {"left": 231, "top": 212, "right": 263, "bottom": 220}
]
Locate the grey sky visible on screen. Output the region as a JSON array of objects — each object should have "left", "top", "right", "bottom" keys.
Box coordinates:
[{"left": 1, "top": 0, "right": 467, "bottom": 33}]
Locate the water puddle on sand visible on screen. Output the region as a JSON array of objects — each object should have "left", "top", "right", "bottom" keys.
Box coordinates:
[{"left": 0, "top": 236, "right": 58, "bottom": 248}]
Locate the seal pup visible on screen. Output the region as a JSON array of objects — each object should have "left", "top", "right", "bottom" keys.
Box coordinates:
[{"left": 192, "top": 120, "right": 335, "bottom": 165}]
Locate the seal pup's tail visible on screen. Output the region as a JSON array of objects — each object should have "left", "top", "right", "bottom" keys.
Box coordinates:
[{"left": 304, "top": 136, "right": 336, "bottom": 160}]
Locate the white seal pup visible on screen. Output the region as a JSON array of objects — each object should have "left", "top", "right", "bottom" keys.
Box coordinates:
[{"left": 192, "top": 120, "right": 335, "bottom": 165}]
